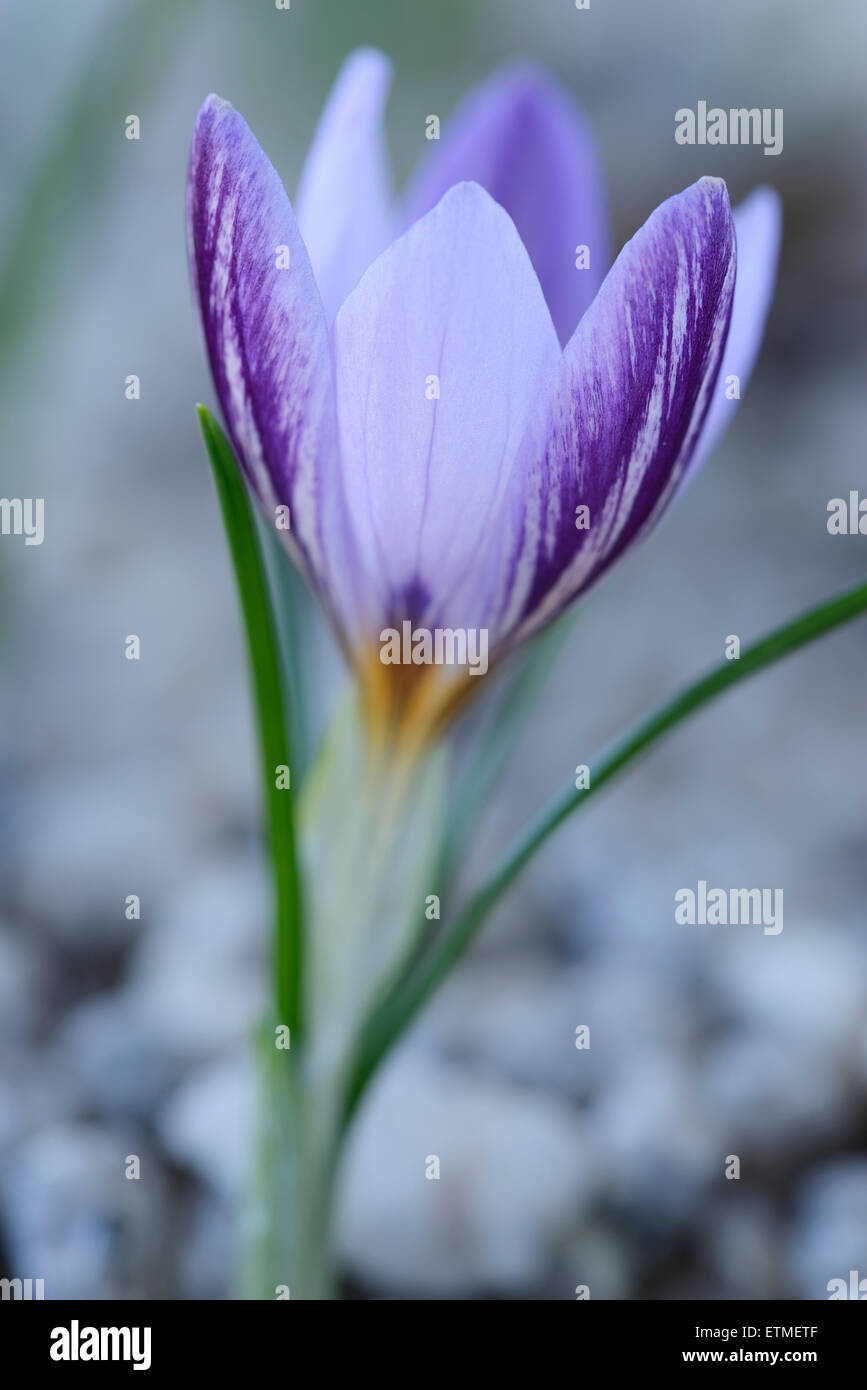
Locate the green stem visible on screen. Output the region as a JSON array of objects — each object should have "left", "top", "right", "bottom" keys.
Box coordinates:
[
  {"left": 344, "top": 575, "right": 867, "bottom": 1120},
  {"left": 439, "top": 605, "right": 577, "bottom": 893},
  {"left": 198, "top": 405, "right": 304, "bottom": 1041},
  {"left": 237, "top": 1032, "right": 338, "bottom": 1300}
]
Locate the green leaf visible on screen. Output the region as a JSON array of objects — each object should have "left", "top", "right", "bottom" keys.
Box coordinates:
[
  {"left": 256, "top": 509, "right": 318, "bottom": 789},
  {"left": 197, "top": 406, "right": 304, "bottom": 1041},
  {"left": 344, "top": 574, "right": 867, "bottom": 1119}
]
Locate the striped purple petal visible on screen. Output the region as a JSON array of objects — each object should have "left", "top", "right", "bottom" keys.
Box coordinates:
[
  {"left": 403, "top": 63, "right": 609, "bottom": 346},
  {"left": 493, "top": 177, "right": 737, "bottom": 649},
  {"left": 688, "top": 186, "right": 781, "bottom": 476},
  {"left": 187, "top": 95, "right": 351, "bottom": 608}
]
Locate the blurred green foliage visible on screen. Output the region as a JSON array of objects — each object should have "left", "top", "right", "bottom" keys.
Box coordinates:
[{"left": 0, "top": 0, "right": 203, "bottom": 371}]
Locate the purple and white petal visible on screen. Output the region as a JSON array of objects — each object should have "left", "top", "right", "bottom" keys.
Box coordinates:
[
  {"left": 403, "top": 64, "right": 609, "bottom": 346},
  {"left": 495, "top": 177, "right": 736, "bottom": 649},
  {"left": 688, "top": 186, "right": 781, "bottom": 475},
  {"left": 296, "top": 49, "right": 396, "bottom": 323},
  {"left": 332, "top": 182, "right": 561, "bottom": 641},
  {"left": 188, "top": 94, "right": 347, "bottom": 599}
]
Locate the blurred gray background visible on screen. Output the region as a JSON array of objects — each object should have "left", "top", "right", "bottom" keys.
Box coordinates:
[{"left": 1, "top": 0, "right": 866, "bottom": 1299}]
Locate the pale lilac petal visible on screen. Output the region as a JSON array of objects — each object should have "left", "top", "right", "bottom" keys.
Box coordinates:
[
  {"left": 403, "top": 64, "right": 609, "bottom": 345},
  {"left": 688, "top": 187, "right": 781, "bottom": 474},
  {"left": 187, "top": 94, "right": 347, "bottom": 599},
  {"left": 495, "top": 178, "right": 736, "bottom": 648},
  {"left": 295, "top": 49, "right": 395, "bottom": 323},
  {"left": 332, "top": 182, "right": 561, "bottom": 641}
]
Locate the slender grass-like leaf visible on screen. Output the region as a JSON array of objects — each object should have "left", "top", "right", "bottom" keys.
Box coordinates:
[
  {"left": 256, "top": 511, "right": 318, "bottom": 789},
  {"left": 344, "top": 574, "right": 867, "bottom": 1119},
  {"left": 198, "top": 405, "right": 304, "bottom": 1040}
]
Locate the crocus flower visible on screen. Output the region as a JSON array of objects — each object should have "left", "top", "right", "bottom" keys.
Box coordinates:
[{"left": 188, "top": 50, "right": 780, "bottom": 741}]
